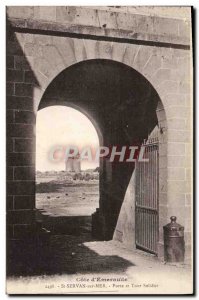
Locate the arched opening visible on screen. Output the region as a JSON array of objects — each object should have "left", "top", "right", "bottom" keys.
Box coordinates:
[
  {"left": 37, "top": 59, "right": 167, "bottom": 258},
  {"left": 36, "top": 105, "right": 100, "bottom": 236}
]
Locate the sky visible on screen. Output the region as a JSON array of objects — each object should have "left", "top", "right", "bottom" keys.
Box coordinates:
[{"left": 36, "top": 106, "right": 99, "bottom": 171}]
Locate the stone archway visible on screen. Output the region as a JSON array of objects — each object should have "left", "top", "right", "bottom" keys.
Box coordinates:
[{"left": 37, "top": 59, "right": 166, "bottom": 246}]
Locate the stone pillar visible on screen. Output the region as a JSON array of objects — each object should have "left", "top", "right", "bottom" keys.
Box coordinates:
[
  {"left": 156, "top": 102, "right": 168, "bottom": 259},
  {"left": 6, "top": 26, "right": 38, "bottom": 274}
]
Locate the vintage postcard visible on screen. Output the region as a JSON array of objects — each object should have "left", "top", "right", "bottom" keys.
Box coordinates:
[{"left": 6, "top": 6, "right": 193, "bottom": 295}]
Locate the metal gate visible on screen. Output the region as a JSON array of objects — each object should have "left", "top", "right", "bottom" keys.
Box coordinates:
[{"left": 135, "top": 133, "right": 159, "bottom": 255}]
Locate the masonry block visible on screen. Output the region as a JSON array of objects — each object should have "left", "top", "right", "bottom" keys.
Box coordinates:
[
  {"left": 157, "top": 80, "right": 179, "bottom": 96},
  {"left": 6, "top": 82, "right": 14, "bottom": 96},
  {"left": 7, "top": 166, "right": 14, "bottom": 181},
  {"left": 168, "top": 142, "right": 186, "bottom": 157},
  {"left": 111, "top": 43, "right": 127, "bottom": 62},
  {"left": 159, "top": 192, "right": 168, "bottom": 206},
  {"left": 7, "top": 96, "right": 34, "bottom": 111},
  {"left": 32, "top": 57, "right": 54, "bottom": 79},
  {"left": 152, "top": 69, "right": 172, "bottom": 87},
  {"left": 153, "top": 17, "right": 179, "bottom": 36},
  {"left": 185, "top": 142, "right": 192, "bottom": 157},
  {"left": 73, "top": 39, "right": 87, "bottom": 62},
  {"left": 185, "top": 155, "right": 192, "bottom": 170},
  {"left": 7, "top": 124, "right": 34, "bottom": 138},
  {"left": 167, "top": 193, "right": 186, "bottom": 207},
  {"left": 184, "top": 218, "right": 191, "bottom": 232},
  {"left": 167, "top": 180, "right": 187, "bottom": 195},
  {"left": 56, "top": 6, "right": 99, "bottom": 27},
  {"left": 24, "top": 43, "right": 43, "bottom": 57},
  {"left": 167, "top": 118, "right": 186, "bottom": 130},
  {"left": 172, "top": 48, "right": 190, "bottom": 58},
  {"left": 168, "top": 129, "right": 190, "bottom": 143},
  {"left": 178, "top": 81, "right": 190, "bottom": 94},
  {"left": 14, "top": 138, "right": 35, "bottom": 153},
  {"left": 75, "top": 7, "right": 99, "bottom": 27},
  {"left": 15, "top": 83, "right": 33, "bottom": 97},
  {"left": 159, "top": 205, "right": 168, "bottom": 219},
  {"left": 167, "top": 155, "right": 186, "bottom": 168},
  {"left": 7, "top": 69, "right": 24, "bottom": 82},
  {"left": 168, "top": 167, "right": 186, "bottom": 181},
  {"left": 7, "top": 153, "right": 35, "bottom": 167},
  {"left": 185, "top": 179, "right": 191, "bottom": 194},
  {"left": 118, "top": 12, "right": 138, "bottom": 31},
  {"left": 84, "top": 39, "right": 97, "bottom": 60},
  {"left": 97, "top": 9, "right": 118, "bottom": 29},
  {"left": 52, "top": 36, "right": 76, "bottom": 66},
  {"left": 159, "top": 143, "right": 167, "bottom": 156},
  {"left": 14, "top": 166, "right": 35, "bottom": 180},
  {"left": 7, "top": 225, "right": 14, "bottom": 238},
  {"left": 43, "top": 45, "right": 65, "bottom": 74},
  {"left": 7, "top": 196, "right": 14, "bottom": 210},
  {"left": 24, "top": 33, "right": 35, "bottom": 44},
  {"left": 178, "top": 20, "right": 191, "bottom": 40},
  {"left": 55, "top": 6, "right": 79, "bottom": 24},
  {"left": 173, "top": 57, "right": 190, "bottom": 80},
  {"left": 185, "top": 193, "right": 191, "bottom": 206},
  {"left": 7, "top": 181, "right": 35, "bottom": 196},
  {"left": 166, "top": 106, "right": 190, "bottom": 119},
  {"left": 96, "top": 41, "right": 112, "bottom": 60},
  {"left": 133, "top": 46, "right": 153, "bottom": 72},
  {"left": 6, "top": 41, "right": 23, "bottom": 56},
  {"left": 184, "top": 232, "right": 191, "bottom": 245},
  {"left": 185, "top": 168, "right": 191, "bottom": 180},
  {"left": 6, "top": 109, "right": 14, "bottom": 123},
  {"left": 15, "top": 111, "right": 36, "bottom": 124},
  {"left": 123, "top": 44, "right": 139, "bottom": 67},
  {"left": 161, "top": 54, "right": 179, "bottom": 69},
  {"left": 159, "top": 156, "right": 167, "bottom": 168},
  {"left": 7, "top": 138, "right": 14, "bottom": 153},
  {"left": 7, "top": 6, "right": 34, "bottom": 19},
  {"left": 143, "top": 53, "right": 162, "bottom": 78},
  {"left": 7, "top": 209, "right": 35, "bottom": 225},
  {"left": 14, "top": 195, "right": 35, "bottom": 210},
  {"left": 159, "top": 177, "right": 167, "bottom": 193},
  {"left": 7, "top": 55, "right": 14, "bottom": 69},
  {"left": 159, "top": 167, "right": 167, "bottom": 181},
  {"left": 34, "top": 6, "right": 56, "bottom": 21}
]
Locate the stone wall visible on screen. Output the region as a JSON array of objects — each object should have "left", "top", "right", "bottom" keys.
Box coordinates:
[{"left": 6, "top": 6, "right": 192, "bottom": 260}]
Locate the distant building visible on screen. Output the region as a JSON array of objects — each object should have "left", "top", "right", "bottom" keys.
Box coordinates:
[{"left": 65, "top": 153, "right": 81, "bottom": 173}]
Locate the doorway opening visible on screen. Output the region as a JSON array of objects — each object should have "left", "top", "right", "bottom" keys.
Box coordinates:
[{"left": 36, "top": 105, "right": 100, "bottom": 236}]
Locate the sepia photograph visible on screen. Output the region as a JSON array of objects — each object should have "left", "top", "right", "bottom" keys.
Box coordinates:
[{"left": 5, "top": 5, "right": 193, "bottom": 295}]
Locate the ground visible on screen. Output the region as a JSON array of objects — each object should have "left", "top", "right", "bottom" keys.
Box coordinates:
[
  {"left": 36, "top": 174, "right": 99, "bottom": 217},
  {"left": 7, "top": 236, "right": 193, "bottom": 294},
  {"left": 6, "top": 174, "right": 193, "bottom": 294}
]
